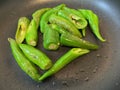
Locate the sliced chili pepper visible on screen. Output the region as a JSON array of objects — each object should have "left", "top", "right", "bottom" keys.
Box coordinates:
[{"left": 15, "top": 17, "right": 30, "bottom": 44}]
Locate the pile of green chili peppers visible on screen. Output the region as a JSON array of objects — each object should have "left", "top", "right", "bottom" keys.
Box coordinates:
[{"left": 8, "top": 4, "right": 106, "bottom": 82}]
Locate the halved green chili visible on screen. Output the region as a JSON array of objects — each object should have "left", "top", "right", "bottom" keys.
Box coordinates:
[
  {"left": 43, "top": 24, "right": 60, "bottom": 50},
  {"left": 39, "top": 48, "right": 90, "bottom": 81},
  {"left": 49, "top": 14, "right": 82, "bottom": 38},
  {"left": 57, "top": 9, "right": 87, "bottom": 29},
  {"left": 8, "top": 38, "right": 41, "bottom": 81},
  {"left": 19, "top": 43, "right": 53, "bottom": 70},
  {"left": 40, "top": 4, "right": 65, "bottom": 33},
  {"left": 60, "top": 32, "right": 99, "bottom": 50},
  {"left": 63, "top": 7, "right": 87, "bottom": 28},
  {"left": 25, "top": 19, "right": 38, "bottom": 46},
  {"left": 78, "top": 9, "right": 106, "bottom": 42},
  {"left": 15, "top": 17, "right": 30, "bottom": 44}
]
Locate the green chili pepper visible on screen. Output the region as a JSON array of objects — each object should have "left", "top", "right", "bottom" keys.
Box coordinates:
[
  {"left": 8, "top": 38, "right": 41, "bottom": 81},
  {"left": 19, "top": 43, "right": 53, "bottom": 70},
  {"left": 49, "top": 14, "right": 82, "bottom": 38},
  {"left": 78, "top": 9, "right": 106, "bottom": 42},
  {"left": 25, "top": 19, "right": 38, "bottom": 46},
  {"left": 32, "top": 8, "right": 50, "bottom": 28},
  {"left": 57, "top": 9, "right": 87, "bottom": 29},
  {"left": 15, "top": 17, "right": 30, "bottom": 44},
  {"left": 25, "top": 8, "right": 50, "bottom": 46},
  {"left": 40, "top": 4, "right": 65, "bottom": 33},
  {"left": 60, "top": 32, "right": 99, "bottom": 50},
  {"left": 50, "top": 24, "right": 98, "bottom": 49},
  {"left": 50, "top": 24, "right": 67, "bottom": 34},
  {"left": 62, "top": 7, "right": 89, "bottom": 36},
  {"left": 39, "top": 48, "right": 90, "bottom": 81},
  {"left": 51, "top": 24, "right": 86, "bottom": 37},
  {"left": 63, "top": 7, "right": 87, "bottom": 28},
  {"left": 43, "top": 24, "right": 60, "bottom": 50}
]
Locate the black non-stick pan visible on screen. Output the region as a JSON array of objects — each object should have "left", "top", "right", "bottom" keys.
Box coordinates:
[{"left": 0, "top": 0, "right": 120, "bottom": 90}]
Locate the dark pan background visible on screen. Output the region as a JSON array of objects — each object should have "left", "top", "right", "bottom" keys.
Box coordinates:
[{"left": 0, "top": 0, "right": 120, "bottom": 90}]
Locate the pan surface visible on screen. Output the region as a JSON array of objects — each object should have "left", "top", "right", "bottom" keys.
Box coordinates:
[{"left": 0, "top": 0, "right": 120, "bottom": 90}]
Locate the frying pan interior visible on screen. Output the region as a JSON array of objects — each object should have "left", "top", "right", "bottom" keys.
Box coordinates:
[{"left": 0, "top": 0, "right": 120, "bottom": 90}]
